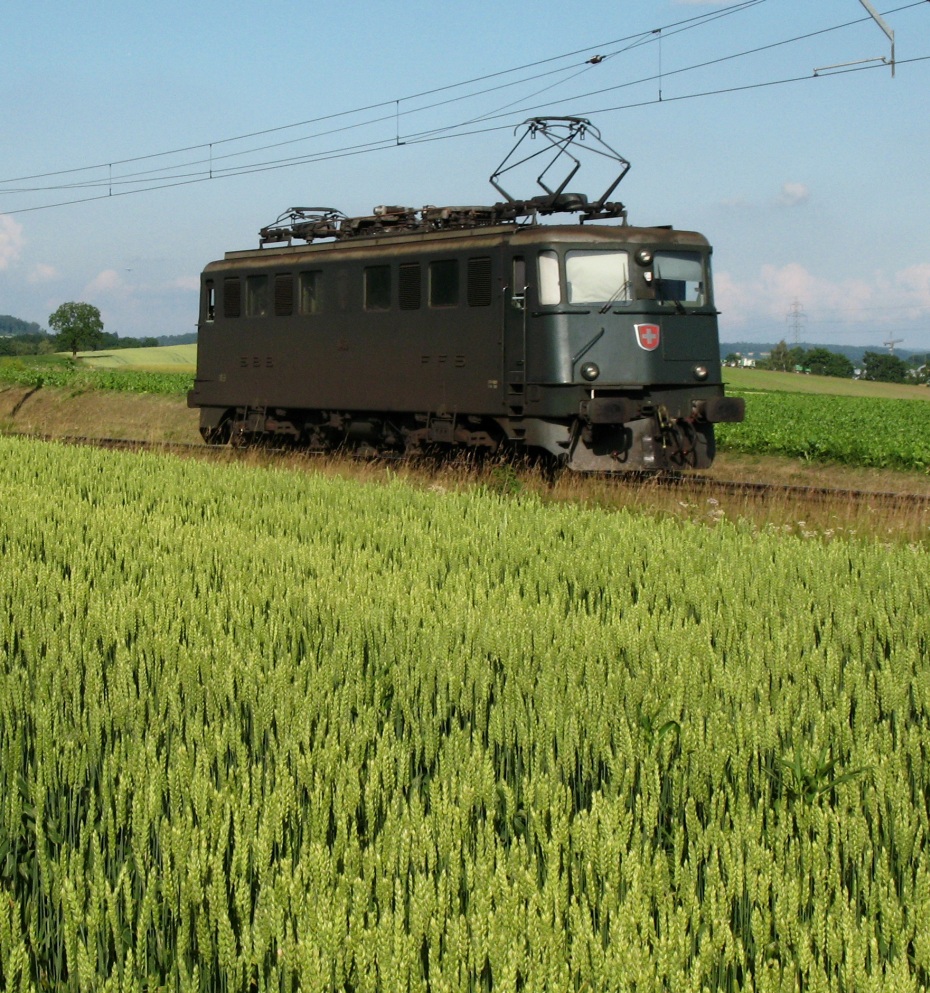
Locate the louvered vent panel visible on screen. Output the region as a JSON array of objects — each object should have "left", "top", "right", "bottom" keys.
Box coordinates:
[
  {"left": 399, "top": 263, "right": 421, "bottom": 310},
  {"left": 223, "top": 278, "right": 241, "bottom": 318},
  {"left": 467, "top": 257, "right": 492, "bottom": 307},
  {"left": 274, "top": 274, "right": 294, "bottom": 316}
]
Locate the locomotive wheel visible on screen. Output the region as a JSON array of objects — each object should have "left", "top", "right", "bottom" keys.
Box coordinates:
[{"left": 202, "top": 418, "right": 232, "bottom": 446}]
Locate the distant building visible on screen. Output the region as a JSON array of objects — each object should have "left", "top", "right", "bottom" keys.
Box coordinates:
[{"left": 723, "top": 351, "right": 758, "bottom": 368}]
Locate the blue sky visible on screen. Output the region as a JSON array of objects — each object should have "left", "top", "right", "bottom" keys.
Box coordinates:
[{"left": 1, "top": 0, "right": 928, "bottom": 349}]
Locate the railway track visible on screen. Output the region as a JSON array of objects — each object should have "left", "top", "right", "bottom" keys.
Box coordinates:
[
  {"left": 669, "top": 472, "right": 930, "bottom": 509},
  {"left": 12, "top": 430, "right": 930, "bottom": 513}
]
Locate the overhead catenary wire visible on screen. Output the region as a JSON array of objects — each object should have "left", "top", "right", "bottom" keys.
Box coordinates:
[
  {"left": 0, "top": 1, "right": 768, "bottom": 189},
  {"left": 0, "top": 3, "right": 910, "bottom": 196},
  {"left": 1, "top": 7, "right": 767, "bottom": 193},
  {"left": 1, "top": 1, "right": 926, "bottom": 216},
  {"left": 5, "top": 53, "right": 928, "bottom": 217},
  {"left": 5, "top": 56, "right": 928, "bottom": 217}
]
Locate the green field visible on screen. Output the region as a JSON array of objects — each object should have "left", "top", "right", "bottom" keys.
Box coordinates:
[
  {"left": 724, "top": 366, "right": 930, "bottom": 401},
  {"left": 1, "top": 436, "right": 928, "bottom": 991},
  {"left": 715, "top": 369, "right": 930, "bottom": 470},
  {"left": 74, "top": 343, "right": 196, "bottom": 374},
  {"left": 716, "top": 390, "right": 930, "bottom": 470},
  {"left": 0, "top": 354, "right": 193, "bottom": 396}
]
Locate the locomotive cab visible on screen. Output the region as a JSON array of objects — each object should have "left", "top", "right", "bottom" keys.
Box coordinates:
[{"left": 496, "top": 227, "right": 742, "bottom": 470}]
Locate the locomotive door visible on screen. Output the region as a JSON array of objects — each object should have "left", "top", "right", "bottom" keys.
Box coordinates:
[{"left": 502, "top": 253, "right": 528, "bottom": 417}]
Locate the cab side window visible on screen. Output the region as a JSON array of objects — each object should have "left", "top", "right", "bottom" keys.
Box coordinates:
[
  {"left": 365, "top": 265, "right": 391, "bottom": 310},
  {"left": 429, "top": 260, "right": 458, "bottom": 307},
  {"left": 538, "top": 250, "right": 561, "bottom": 305},
  {"left": 299, "top": 271, "right": 322, "bottom": 314},
  {"left": 246, "top": 275, "right": 270, "bottom": 317},
  {"left": 204, "top": 280, "right": 215, "bottom": 322}
]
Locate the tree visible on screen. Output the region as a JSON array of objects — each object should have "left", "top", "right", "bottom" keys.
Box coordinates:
[
  {"left": 766, "top": 340, "right": 793, "bottom": 372},
  {"left": 861, "top": 350, "right": 910, "bottom": 384},
  {"left": 48, "top": 302, "right": 104, "bottom": 358},
  {"left": 804, "top": 347, "right": 854, "bottom": 379}
]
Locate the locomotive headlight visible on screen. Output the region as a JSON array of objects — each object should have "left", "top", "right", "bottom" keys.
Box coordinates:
[
  {"left": 580, "top": 362, "right": 600, "bottom": 381},
  {"left": 693, "top": 365, "right": 709, "bottom": 381},
  {"left": 635, "top": 248, "right": 653, "bottom": 266}
]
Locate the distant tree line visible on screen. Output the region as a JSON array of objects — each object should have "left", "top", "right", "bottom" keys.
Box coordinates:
[
  {"left": 727, "top": 339, "right": 929, "bottom": 384},
  {"left": 0, "top": 315, "right": 43, "bottom": 336},
  {"left": 0, "top": 309, "right": 159, "bottom": 357},
  {"left": 859, "top": 351, "right": 922, "bottom": 384}
]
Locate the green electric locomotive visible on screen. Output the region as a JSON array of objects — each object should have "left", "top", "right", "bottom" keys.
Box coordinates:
[{"left": 188, "top": 118, "right": 744, "bottom": 471}]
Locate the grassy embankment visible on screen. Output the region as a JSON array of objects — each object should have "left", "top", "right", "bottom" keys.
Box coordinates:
[
  {"left": 2, "top": 350, "right": 930, "bottom": 540},
  {"left": 0, "top": 347, "right": 199, "bottom": 444}
]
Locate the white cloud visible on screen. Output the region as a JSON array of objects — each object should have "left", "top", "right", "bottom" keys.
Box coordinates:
[
  {"left": 895, "top": 263, "right": 930, "bottom": 312},
  {"left": 714, "top": 261, "right": 922, "bottom": 334},
  {"left": 718, "top": 183, "right": 809, "bottom": 212},
  {"left": 171, "top": 275, "right": 200, "bottom": 292},
  {"left": 84, "top": 268, "right": 127, "bottom": 297},
  {"left": 28, "top": 263, "right": 58, "bottom": 283},
  {"left": 777, "top": 182, "right": 809, "bottom": 207},
  {"left": 0, "top": 215, "right": 24, "bottom": 270}
]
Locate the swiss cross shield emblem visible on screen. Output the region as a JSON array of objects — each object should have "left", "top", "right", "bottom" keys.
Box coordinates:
[{"left": 635, "top": 323, "right": 660, "bottom": 351}]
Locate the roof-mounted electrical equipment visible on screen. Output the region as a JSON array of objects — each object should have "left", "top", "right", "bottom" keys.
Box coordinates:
[{"left": 257, "top": 117, "right": 631, "bottom": 246}]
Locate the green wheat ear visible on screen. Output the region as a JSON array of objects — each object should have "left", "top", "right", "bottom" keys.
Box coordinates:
[{"left": 1, "top": 434, "right": 927, "bottom": 990}]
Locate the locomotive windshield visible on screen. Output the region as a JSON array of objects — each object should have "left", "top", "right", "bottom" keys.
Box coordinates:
[
  {"left": 566, "top": 250, "right": 630, "bottom": 305},
  {"left": 537, "top": 249, "right": 631, "bottom": 306},
  {"left": 653, "top": 251, "right": 707, "bottom": 306}
]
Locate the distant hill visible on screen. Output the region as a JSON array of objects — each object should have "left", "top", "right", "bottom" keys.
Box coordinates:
[
  {"left": 721, "top": 342, "right": 927, "bottom": 366},
  {"left": 157, "top": 333, "right": 198, "bottom": 346}
]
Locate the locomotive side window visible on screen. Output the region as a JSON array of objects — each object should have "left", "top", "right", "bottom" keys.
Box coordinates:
[
  {"left": 429, "top": 260, "right": 458, "bottom": 307},
  {"left": 274, "top": 274, "right": 293, "bottom": 317},
  {"left": 246, "top": 275, "right": 270, "bottom": 317},
  {"left": 298, "top": 270, "right": 321, "bottom": 314},
  {"left": 653, "top": 251, "right": 706, "bottom": 306},
  {"left": 365, "top": 265, "right": 391, "bottom": 310},
  {"left": 223, "top": 278, "right": 241, "bottom": 318},
  {"left": 538, "top": 250, "right": 561, "bottom": 305},
  {"left": 467, "top": 257, "right": 492, "bottom": 307},
  {"left": 399, "top": 263, "right": 421, "bottom": 310},
  {"left": 565, "top": 250, "right": 630, "bottom": 305},
  {"left": 204, "top": 281, "right": 215, "bottom": 322}
]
